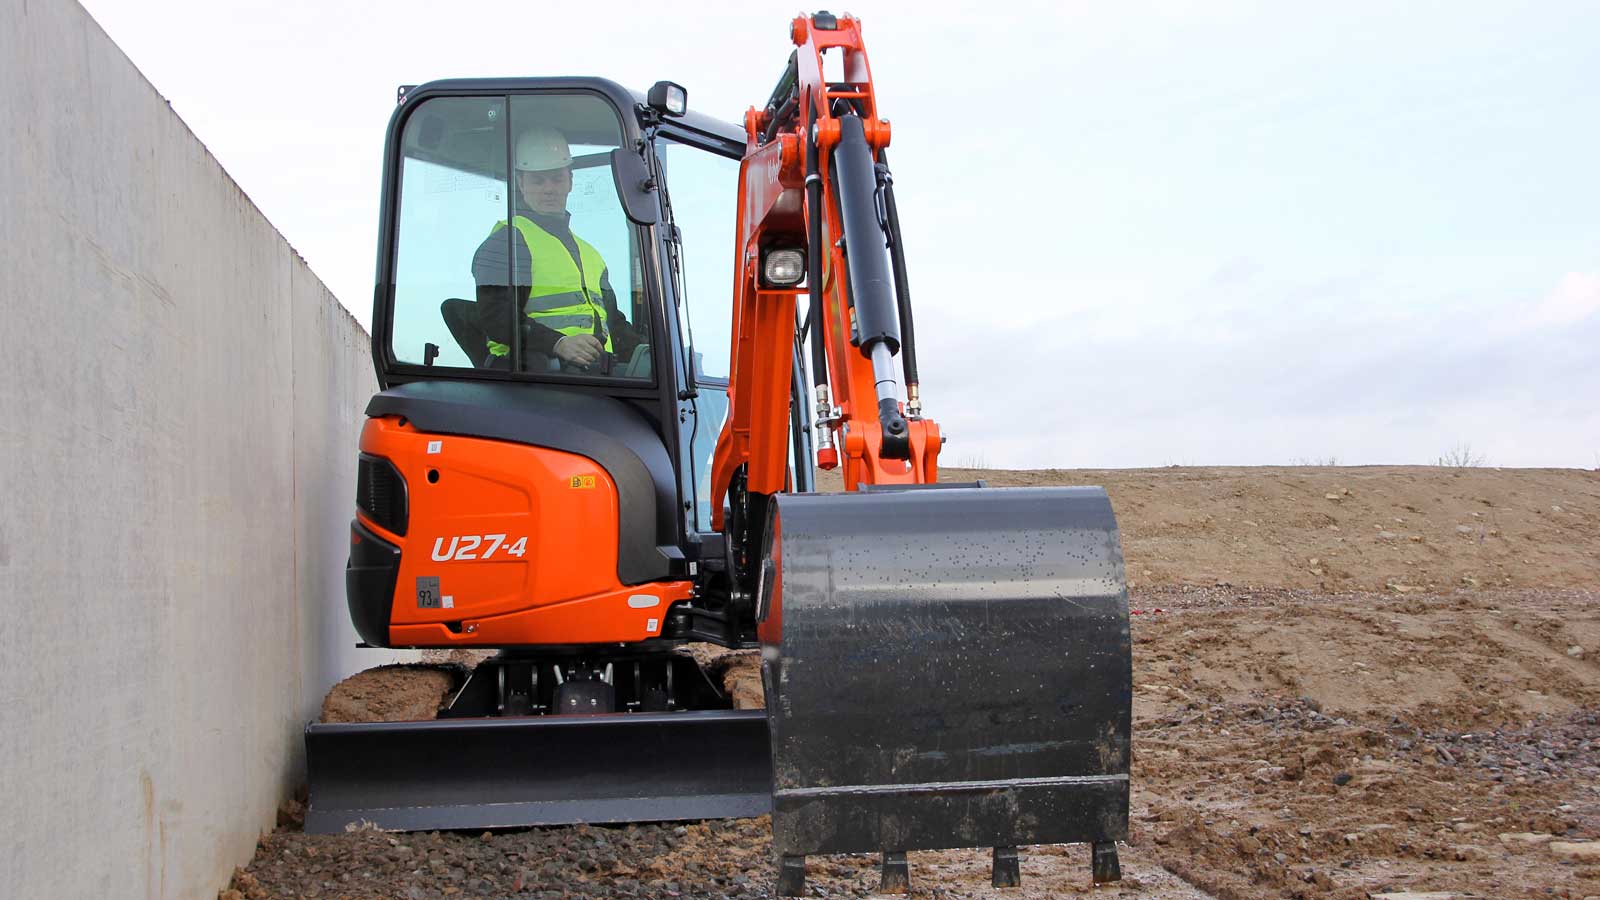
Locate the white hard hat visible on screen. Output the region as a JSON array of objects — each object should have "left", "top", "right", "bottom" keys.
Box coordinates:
[{"left": 514, "top": 127, "right": 573, "bottom": 172}]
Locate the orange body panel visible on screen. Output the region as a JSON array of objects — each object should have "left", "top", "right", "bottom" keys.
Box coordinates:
[{"left": 359, "top": 416, "right": 693, "bottom": 646}]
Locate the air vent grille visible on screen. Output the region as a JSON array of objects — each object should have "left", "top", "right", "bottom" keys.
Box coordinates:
[{"left": 356, "top": 454, "right": 408, "bottom": 536}]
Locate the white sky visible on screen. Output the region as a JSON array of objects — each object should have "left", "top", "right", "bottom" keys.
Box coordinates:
[{"left": 79, "top": 0, "right": 1600, "bottom": 469}]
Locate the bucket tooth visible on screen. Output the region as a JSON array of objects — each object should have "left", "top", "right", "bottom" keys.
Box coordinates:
[
  {"left": 776, "top": 855, "right": 807, "bottom": 897},
  {"left": 880, "top": 851, "right": 909, "bottom": 893},
  {"left": 992, "top": 845, "right": 1021, "bottom": 888},
  {"left": 1091, "top": 841, "right": 1121, "bottom": 884}
]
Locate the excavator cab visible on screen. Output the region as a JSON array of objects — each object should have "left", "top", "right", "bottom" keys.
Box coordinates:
[
  {"left": 310, "top": 17, "right": 1131, "bottom": 894},
  {"left": 353, "top": 78, "right": 784, "bottom": 650},
  {"left": 314, "top": 77, "right": 785, "bottom": 830}
]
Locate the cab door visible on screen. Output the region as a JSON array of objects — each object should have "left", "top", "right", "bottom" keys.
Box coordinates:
[{"left": 654, "top": 135, "right": 743, "bottom": 532}]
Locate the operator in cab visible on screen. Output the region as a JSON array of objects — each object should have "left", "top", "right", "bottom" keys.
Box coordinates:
[{"left": 471, "top": 126, "right": 643, "bottom": 373}]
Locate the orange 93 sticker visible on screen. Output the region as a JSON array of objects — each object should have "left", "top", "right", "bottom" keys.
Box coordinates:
[{"left": 569, "top": 475, "right": 597, "bottom": 489}]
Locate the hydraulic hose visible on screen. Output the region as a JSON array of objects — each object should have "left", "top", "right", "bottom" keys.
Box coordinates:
[
  {"left": 764, "top": 51, "right": 799, "bottom": 129},
  {"left": 761, "top": 95, "right": 797, "bottom": 146},
  {"left": 878, "top": 151, "right": 919, "bottom": 406},
  {"left": 805, "top": 99, "right": 827, "bottom": 390}
]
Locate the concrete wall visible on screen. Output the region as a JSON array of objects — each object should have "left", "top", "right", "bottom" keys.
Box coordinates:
[{"left": 0, "top": 3, "right": 407, "bottom": 898}]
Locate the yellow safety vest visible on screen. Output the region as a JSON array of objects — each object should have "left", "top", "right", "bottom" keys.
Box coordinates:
[{"left": 485, "top": 216, "right": 612, "bottom": 357}]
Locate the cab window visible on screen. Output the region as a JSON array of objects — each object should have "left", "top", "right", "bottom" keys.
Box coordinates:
[
  {"left": 657, "top": 139, "right": 741, "bottom": 527},
  {"left": 389, "top": 93, "right": 651, "bottom": 380}
]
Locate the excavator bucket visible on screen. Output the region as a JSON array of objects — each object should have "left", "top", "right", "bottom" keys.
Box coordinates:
[{"left": 763, "top": 485, "right": 1131, "bottom": 893}]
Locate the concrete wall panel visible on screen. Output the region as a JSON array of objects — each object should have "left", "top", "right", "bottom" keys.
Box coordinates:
[{"left": 0, "top": 2, "right": 405, "bottom": 897}]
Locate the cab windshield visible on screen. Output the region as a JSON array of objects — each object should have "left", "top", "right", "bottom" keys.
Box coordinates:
[{"left": 388, "top": 93, "right": 652, "bottom": 381}]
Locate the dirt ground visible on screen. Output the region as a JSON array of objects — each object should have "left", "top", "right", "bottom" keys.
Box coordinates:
[
  {"left": 235, "top": 466, "right": 1599, "bottom": 899},
  {"left": 887, "top": 465, "right": 1600, "bottom": 593}
]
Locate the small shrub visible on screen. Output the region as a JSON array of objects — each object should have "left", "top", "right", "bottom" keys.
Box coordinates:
[
  {"left": 953, "top": 453, "right": 989, "bottom": 470},
  {"left": 1435, "top": 442, "right": 1486, "bottom": 467}
]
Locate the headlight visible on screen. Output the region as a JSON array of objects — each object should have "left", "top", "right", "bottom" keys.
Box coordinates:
[
  {"left": 647, "top": 81, "right": 687, "bottom": 117},
  {"left": 762, "top": 248, "right": 805, "bottom": 287}
]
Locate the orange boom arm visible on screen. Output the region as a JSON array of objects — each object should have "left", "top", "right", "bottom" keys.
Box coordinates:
[{"left": 710, "top": 13, "right": 940, "bottom": 528}]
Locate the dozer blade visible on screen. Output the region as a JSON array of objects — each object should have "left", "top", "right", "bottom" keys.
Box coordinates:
[
  {"left": 303, "top": 709, "right": 771, "bottom": 833},
  {"left": 764, "top": 486, "right": 1131, "bottom": 881}
]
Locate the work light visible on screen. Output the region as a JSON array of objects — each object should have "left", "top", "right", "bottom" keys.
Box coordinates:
[
  {"left": 647, "top": 81, "right": 687, "bottom": 117},
  {"left": 763, "top": 248, "right": 806, "bottom": 287}
]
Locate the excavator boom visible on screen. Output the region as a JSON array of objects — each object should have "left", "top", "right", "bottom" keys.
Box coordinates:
[
  {"left": 711, "top": 14, "right": 939, "bottom": 516},
  {"left": 713, "top": 14, "right": 1131, "bottom": 893}
]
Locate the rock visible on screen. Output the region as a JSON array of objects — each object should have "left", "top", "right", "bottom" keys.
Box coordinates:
[
  {"left": 1498, "top": 832, "right": 1552, "bottom": 845},
  {"left": 1456, "top": 525, "right": 1473, "bottom": 534},
  {"left": 1325, "top": 493, "right": 1341, "bottom": 500},
  {"left": 1568, "top": 645, "right": 1585, "bottom": 659},
  {"left": 1333, "top": 772, "right": 1353, "bottom": 786},
  {"left": 1550, "top": 841, "right": 1600, "bottom": 861},
  {"left": 1378, "top": 531, "right": 1398, "bottom": 540},
  {"left": 1369, "top": 893, "right": 1461, "bottom": 899},
  {"left": 1451, "top": 822, "right": 1479, "bottom": 833}
]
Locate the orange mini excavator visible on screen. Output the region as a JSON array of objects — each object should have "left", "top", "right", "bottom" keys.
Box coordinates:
[{"left": 305, "top": 12, "right": 1131, "bottom": 893}]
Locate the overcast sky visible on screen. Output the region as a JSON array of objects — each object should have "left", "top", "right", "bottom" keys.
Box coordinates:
[{"left": 79, "top": 0, "right": 1599, "bottom": 469}]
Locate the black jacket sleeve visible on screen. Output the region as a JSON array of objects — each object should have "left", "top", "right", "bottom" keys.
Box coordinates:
[{"left": 598, "top": 267, "right": 644, "bottom": 360}]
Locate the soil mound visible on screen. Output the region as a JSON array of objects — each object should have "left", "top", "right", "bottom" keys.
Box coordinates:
[
  {"left": 822, "top": 465, "right": 1600, "bottom": 592},
  {"left": 318, "top": 664, "right": 456, "bottom": 724},
  {"left": 676, "top": 643, "right": 763, "bottom": 710}
]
